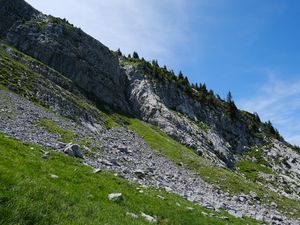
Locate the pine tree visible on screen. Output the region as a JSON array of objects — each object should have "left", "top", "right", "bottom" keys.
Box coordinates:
[
  {"left": 178, "top": 71, "right": 184, "bottom": 80},
  {"left": 226, "top": 91, "right": 233, "bottom": 103},
  {"left": 116, "top": 48, "right": 122, "bottom": 56},
  {"left": 226, "top": 91, "right": 238, "bottom": 118},
  {"left": 133, "top": 51, "right": 139, "bottom": 59}
]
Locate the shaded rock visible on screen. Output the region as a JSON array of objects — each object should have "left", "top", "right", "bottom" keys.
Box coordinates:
[
  {"left": 271, "top": 202, "right": 278, "bottom": 209},
  {"left": 134, "top": 169, "right": 146, "bottom": 179},
  {"left": 64, "top": 143, "right": 83, "bottom": 159},
  {"left": 42, "top": 151, "right": 49, "bottom": 159}
]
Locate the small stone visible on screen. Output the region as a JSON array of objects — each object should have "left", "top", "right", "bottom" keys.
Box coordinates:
[
  {"left": 108, "top": 193, "right": 123, "bottom": 201},
  {"left": 219, "top": 216, "right": 229, "bottom": 220},
  {"left": 122, "top": 168, "right": 130, "bottom": 174},
  {"left": 42, "top": 151, "right": 49, "bottom": 159},
  {"left": 270, "top": 202, "right": 277, "bottom": 209},
  {"left": 134, "top": 170, "right": 146, "bottom": 179},
  {"left": 238, "top": 196, "right": 247, "bottom": 202},
  {"left": 118, "top": 146, "right": 131, "bottom": 154},
  {"left": 186, "top": 207, "right": 195, "bottom": 211},
  {"left": 141, "top": 212, "right": 156, "bottom": 223},
  {"left": 93, "top": 168, "right": 101, "bottom": 174},
  {"left": 201, "top": 211, "right": 208, "bottom": 216},
  {"left": 109, "top": 159, "right": 120, "bottom": 166},
  {"left": 126, "top": 212, "right": 138, "bottom": 220},
  {"left": 114, "top": 172, "right": 125, "bottom": 178},
  {"left": 272, "top": 215, "right": 283, "bottom": 221},
  {"left": 203, "top": 203, "right": 215, "bottom": 211},
  {"left": 164, "top": 187, "right": 172, "bottom": 192},
  {"left": 50, "top": 174, "right": 59, "bottom": 179},
  {"left": 157, "top": 195, "right": 165, "bottom": 200}
]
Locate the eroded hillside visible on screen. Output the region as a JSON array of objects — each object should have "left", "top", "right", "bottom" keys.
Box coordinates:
[{"left": 0, "top": 0, "right": 300, "bottom": 224}]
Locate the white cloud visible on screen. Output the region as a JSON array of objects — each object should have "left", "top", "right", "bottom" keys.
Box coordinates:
[
  {"left": 25, "top": 0, "right": 187, "bottom": 64},
  {"left": 238, "top": 70, "right": 300, "bottom": 145}
]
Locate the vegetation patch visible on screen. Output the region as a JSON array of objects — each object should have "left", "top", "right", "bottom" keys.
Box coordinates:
[
  {"left": 236, "top": 160, "right": 273, "bottom": 182},
  {"left": 35, "top": 119, "right": 76, "bottom": 143}
]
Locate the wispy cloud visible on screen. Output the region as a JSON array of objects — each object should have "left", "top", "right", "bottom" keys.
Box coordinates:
[
  {"left": 238, "top": 70, "right": 300, "bottom": 145},
  {"left": 26, "top": 0, "right": 187, "bottom": 64}
]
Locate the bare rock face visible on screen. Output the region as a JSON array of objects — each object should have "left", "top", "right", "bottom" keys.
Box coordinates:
[
  {"left": 0, "top": 0, "right": 37, "bottom": 38},
  {"left": 125, "top": 66, "right": 233, "bottom": 165},
  {"left": 0, "top": 1, "right": 130, "bottom": 113},
  {"left": 125, "top": 65, "right": 265, "bottom": 166}
]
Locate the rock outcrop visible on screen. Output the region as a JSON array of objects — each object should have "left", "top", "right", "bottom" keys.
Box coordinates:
[
  {"left": 0, "top": 0, "right": 268, "bottom": 166},
  {"left": 0, "top": 0, "right": 37, "bottom": 38},
  {"left": 0, "top": 0, "right": 130, "bottom": 113}
]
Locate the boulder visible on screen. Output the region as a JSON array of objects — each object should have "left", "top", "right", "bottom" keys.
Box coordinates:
[{"left": 64, "top": 143, "right": 84, "bottom": 159}]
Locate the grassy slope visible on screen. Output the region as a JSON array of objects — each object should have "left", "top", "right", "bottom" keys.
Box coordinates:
[
  {"left": 0, "top": 133, "right": 258, "bottom": 225},
  {"left": 126, "top": 118, "right": 300, "bottom": 219}
]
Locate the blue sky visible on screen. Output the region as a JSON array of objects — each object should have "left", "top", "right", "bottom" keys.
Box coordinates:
[{"left": 26, "top": 0, "right": 300, "bottom": 145}]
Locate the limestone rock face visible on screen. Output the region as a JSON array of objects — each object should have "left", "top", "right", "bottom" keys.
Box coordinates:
[
  {"left": 0, "top": 2, "right": 130, "bottom": 113},
  {"left": 125, "top": 65, "right": 263, "bottom": 166},
  {"left": 0, "top": 0, "right": 37, "bottom": 38},
  {"left": 0, "top": 0, "right": 278, "bottom": 166}
]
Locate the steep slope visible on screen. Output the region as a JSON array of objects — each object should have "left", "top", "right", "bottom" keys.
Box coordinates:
[
  {"left": 0, "top": 1, "right": 300, "bottom": 224},
  {"left": 0, "top": 0, "right": 37, "bottom": 37},
  {"left": 0, "top": 0, "right": 285, "bottom": 167},
  {"left": 122, "top": 58, "right": 283, "bottom": 166},
  {"left": 0, "top": 0, "right": 130, "bottom": 113}
]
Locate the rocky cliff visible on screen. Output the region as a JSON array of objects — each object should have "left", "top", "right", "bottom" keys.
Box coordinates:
[
  {"left": 1, "top": 0, "right": 130, "bottom": 113},
  {"left": 0, "top": 0, "right": 281, "bottom": 166},
  {"left": 0, "top": 1, "right": 300, "bottom": 224}
]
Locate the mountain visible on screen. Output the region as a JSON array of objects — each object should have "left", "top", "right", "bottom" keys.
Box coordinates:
[{"left": 0, "top": 0, "right": 300, "bottom": 224}]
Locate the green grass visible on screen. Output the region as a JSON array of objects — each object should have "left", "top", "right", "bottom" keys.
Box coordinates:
[
  {"left": 0, "top": 51, "right": 36, "bottom": 96},
  {"left": 125, "top": 118, "right": 300, "bottom": 219},
  {"left": 243, "top": 148, "right": 270, "bottom": 166},
  {"left": 236, "top": 160, "right": 273, "bottom": 182},
  {"left": 0, "top": 133, "right": 259, "bottom": 225},
  {"left": 127, "top": 118, "right": 205, "bottom": 168},
  {"left": 35, "top": 119, "right": 76, "bottom": 143}
]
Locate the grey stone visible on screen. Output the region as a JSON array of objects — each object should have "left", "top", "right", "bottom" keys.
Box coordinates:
[
  {"left": 64, "top": 143, "right": 84, "bottom": 159},
  {"left": 141, "top": 212, "right": 156, "bottom": 223},
  {"left": 108, "top": 193, "right": 123, "bottom": 201}
]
